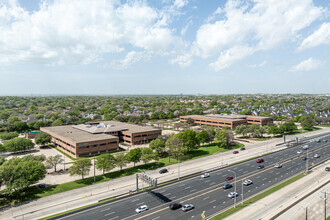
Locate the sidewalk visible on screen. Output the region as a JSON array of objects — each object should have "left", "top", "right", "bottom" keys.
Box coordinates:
[
  {"left": 1, "top": 127, "right": 329, "bottom": 220},
  {"left": 224, "top": 161, "right": 330, "bottom": 220}
]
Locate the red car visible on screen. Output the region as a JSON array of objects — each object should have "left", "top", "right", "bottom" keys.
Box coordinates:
[
  {"left": 226, "top": 176, "right": 234, "bottom": 181},
  {"left": 233, "top": 150, "right": 239, "bottom": 154},
  {"left": 256, "top": 158, "right": 264, "bottom": 163}
]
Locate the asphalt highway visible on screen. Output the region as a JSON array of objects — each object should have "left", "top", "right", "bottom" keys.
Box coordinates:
[{"left": 56, "top": 133, "right": 330, "bottom": 220}]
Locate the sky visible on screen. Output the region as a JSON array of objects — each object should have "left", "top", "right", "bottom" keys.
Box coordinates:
[{"left": 0, "top": 0, "right": 329, "bottom": 95}]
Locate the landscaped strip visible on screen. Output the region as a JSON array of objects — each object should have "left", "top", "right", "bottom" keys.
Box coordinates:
[{"left": 209, "top": 172, "right": 308, "bottom": 220}]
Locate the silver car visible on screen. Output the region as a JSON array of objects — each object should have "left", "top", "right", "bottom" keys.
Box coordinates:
[
  {"left": 181, "top": 204, "right": 194, "bottom": 212},
  {"left": 275, "top": 164, "right": 282, "bottom": 168},
  {"left": 314, "top": 154, "right": 320, "bottom": 158},
  {"left": 243, "top": 179, "right": 253, "bottom": 186},
  {"left": 135, "top": 205, "right": 148, "bottom": 213},
  {"left": 228, "top": 192, "right": 238, "bottom": 198}
]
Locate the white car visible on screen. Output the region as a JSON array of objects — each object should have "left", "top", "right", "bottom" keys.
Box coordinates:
[
  {"left": 243, "top": 179, "right": 253, "bottom": 186},
  {"left": 274, "top": 164, "right": 282, "bottom": 168},
  {"left": 228, "top": 192, "right": 238, "bottom": 198},
  {"left": 314, "top": 154, "right": 320, "bottom": 158},
  {"left": 201, "top": 173, "right": 210, "bottom": 178},
  {"left": 303, "top": 145, "right": 309, "bottom": 150},
  {"left": 135, "top": 205, "right": 148, "bottom": 213},
  {"left": 181, "top": 204, "right": 194, "bottom": 212},
  {"left": 297, "top": 150, "right": 303, "bottom": 154}
]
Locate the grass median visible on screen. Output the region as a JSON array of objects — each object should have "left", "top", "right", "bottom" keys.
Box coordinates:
[{"left": 210, "top": 172, "right": 308, "bottom": 220}]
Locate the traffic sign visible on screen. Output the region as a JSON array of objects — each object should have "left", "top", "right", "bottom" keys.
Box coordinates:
[{"left": 201, "top": 211, "right": 205, "bottom": 219}]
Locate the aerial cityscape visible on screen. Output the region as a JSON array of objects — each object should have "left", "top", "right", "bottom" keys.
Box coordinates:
[{"left": 0, "top": 0, "right": 329, "bottom": 220}]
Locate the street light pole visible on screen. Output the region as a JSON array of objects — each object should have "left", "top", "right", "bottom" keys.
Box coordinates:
[
  {"left": 228, "top": 170, "right": 237, "bottom": 208},
  {"left": 93, "top": 156, "right": 96, "bottom": 182},
  {"left": 241, "top": 180, "right": 244, "bottom": 204},
  {"left": 305, "top": 148, "right": 308, "bottom": 174}
]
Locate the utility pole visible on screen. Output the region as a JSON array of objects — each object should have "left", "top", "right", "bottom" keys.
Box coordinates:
[
  {"left": 93, "top": 156, "right": 96, "bottom": 182},
  {"left": 320, "top": 190, "right": 329, "bottom": 220},
  {"left": 228, "top": 170, "right": 237, "bottom": 208},
  {"left": 305, "top": 148, "right": 308, "bottom": 174},
  {"left": 241, "top": 180, "right": 244, "bottom": 204}
]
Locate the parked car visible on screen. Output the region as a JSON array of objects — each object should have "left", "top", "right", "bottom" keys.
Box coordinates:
[
  {"left": 256, "top": 158, "right": 264, "bottom": 163},
  {"left": 302, "top": 156, "right": 307, "bottom": 161},
  {"left": 169, "top": 203, "right": 182, "bottom": 210},
  {"left": 38, "top": 183, "right": 46, "bottom": 188},
  {"left": 233, "top": 150, "right": 239, "bottom": 154},
  {"left": 314, "top": 154, "right": 320, "bottom": 158},
  {"left": 222, "top": 183, "right": 233, "bottom": 189},
  {"left": 325, "top": 167, "right": 330, "bottom": 171},
  {"left": 243, "top": 179, "right": 253, "bottom": 186},
  {"left": 297, "top": 150, "right": 303, "bottom": 154},
  {"left": 258, "top": 165, "right": 264, "bottom": 169},
  {"left": 274, "top": 164, "right": 282, "bottom": 168},
  {"left": 226, "top": 176, "right": 234, "bottom": 181},
  {"left": 136, "top": 205, "right": 148, "bottom": 213},
  {"left": 159, "top": 168, "right": 168, "bottom": 174},
  {"left": 240, "top": 147, "right": 246, "bottom": 150},
  {"left": 228, "top": 192, "right": 238, "bottom": 198},
  {"left": 201, "top": 173, "right": 210, "bottom": 178},
  {"left": 181, "top": 204, "right": 194, "bottom": 212}
]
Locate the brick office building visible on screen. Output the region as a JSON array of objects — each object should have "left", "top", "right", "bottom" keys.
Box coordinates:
[
  {"left": 41, "top": 121, "right": 161, "bottom": 158},
  {"left": 180, "top": 114, "right": 272, "bottom": 129}
]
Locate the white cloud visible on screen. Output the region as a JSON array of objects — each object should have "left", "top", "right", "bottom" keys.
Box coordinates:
[
  {"left": 246, "top": 60, "right": 267, "bottom": 68},
  {"left": 0, "top": 0, "right": 180, "bottom": 66},
  {"left": 188, "top": 0, "right": 323, "bottom": 71},
  {"left": 299, "top": 23, "right": 330, "bottom": 50},
  {"left": 180, "top": 19, "right": 192, "bottom": 35},
  {"left": 170, "top": 53, "right": 192, "bottom": 67},
  {"left": 290, "top": 57, "right": 323, "bottom": 72},
  {"left": 111, "top": 51, "right": 151, "bottom": 69}
]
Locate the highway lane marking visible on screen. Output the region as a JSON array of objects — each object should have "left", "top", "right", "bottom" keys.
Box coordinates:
[
  {"left": 238, "top": 169, "right": 243, "bottom": 171},
  {"left": 164, "top": 193, "right": 171, "bottom": 196},
  {"left": 262, "top": 178, "right": 267, "bottom": 181},
  {"left": 159, "top": 190, "right": 165, "bottom": 193},
  {"left": 243, "top": 171, "right": 248, "bottom": 173},
  {"left": 137, "top": 202, "right": 144, "bottom": 206},
  {"left": 203, "top": 196, "right": 210, "bottom": 200},
  {"left": 180, "top": 184, "right": 186, "bottom": 187},
  {"left": 108, "top": 216, "right": 119, "bottom": 220},
  {"left": 101, "top": 208, "right": 110, "bottom": 212},
  {"left": 190, "top": 189, "right": 196, "bottom": 192},
  {"left": 256, "top": 176, "right": 260, "bottom": 179},
  {"left": 132, "top": 199, "right": 139, "bottom": 202},
  {"left": 205, "top": 180, "right": 211, "bottom": 183},
  {"left": 210, "top": 182, "right": 216, "bottom": 185},
  {"left": 171, "top": 196, "right": 176, "bottom": 199},
  {"left": 185, "top": 186, "right": 191, "bottom": 189},
  {"left": 152, "top": 217, "right": 160, "bottom": 220},
  {"left": 104, "top": 212, "right": 115, "bottom": 216},
  {"left": 210, "top": 200, "right": 216, "bottom": 203}
]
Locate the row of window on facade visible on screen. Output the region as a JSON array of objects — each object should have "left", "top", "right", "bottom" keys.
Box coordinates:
[
  {"left": 78, "top": 141, "right": 118, "bottom": 149},
  {"left": 53, "top": 137, "right": 76, "bottom": 149}
]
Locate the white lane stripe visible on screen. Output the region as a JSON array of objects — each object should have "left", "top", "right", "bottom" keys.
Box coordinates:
[
  {"left": 101, "top": 208, "right": 110, "bottom": 212},
  {"left": 104, "top": 212, "right": 115, "bottom": 216},
  {"left": 132, "top": 199, "right": 139, "bottom": 202}
]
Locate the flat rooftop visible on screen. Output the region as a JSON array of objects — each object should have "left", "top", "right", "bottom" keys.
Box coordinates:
[
  {"left": 41, "top": 125, "right": 117, "bottom": 143},
  {"left": 102, "top": 121, "right": 161, "bottom": 133},
  {"left": 182, "top": 114, "right": 272, "bottom": 122}
]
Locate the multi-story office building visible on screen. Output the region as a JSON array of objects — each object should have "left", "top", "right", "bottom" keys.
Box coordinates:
[
  {"left": 41, "top": 121, "right": 161, "bottom": 158},
  {"left": 179, "top": 114, "right": 272, "bottom": 129}
]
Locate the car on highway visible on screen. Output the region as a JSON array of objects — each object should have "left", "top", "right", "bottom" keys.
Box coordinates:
[
  {"left": 222, "top": 183, "right": 233, "bottom": 189},
  {"left": 135, "top": 205, "right": 148, "bottom": 213},
  {"left": 201, "top": 173, "right": 210, "bottom": 178},
  {"left": 274, "top": 164, "right": 282, "bottom": 168},
  {"left": 233, "top": 150, "right": 239, "bottom": 154},
  {"left": 303, "top": 145, "right": 309, "bottom": 150},
  {"left": 169, "top": 202, "right": 182, "bottom": 210},
  {"left": 159, "top": 168, "right": 168, "bottom": 174},
  {"left": 240, "top": 147, "right": 246, "bottom": 150},
  {"left": 258, "top": 165, "right": 264, "bottom": 169},
  {"left": 317, "top": 139, "right": 321, "bottom": 142},
  {"left": 243, "top": 179, "right": 253, "bottom": 186},
  {"left": 226, "top": 176, "right": 234, "bottom": 181},
  {"left": 181, "top": 204, "right": 194, "bottom": 212},
  {"left": 297, "top": 150, "right": 303, "bottom": 154},
  {"left": 228, "top": 192, "right": 238, "bottom": 198},
  {"left": 302, "top": 156, "right": 307, "bottom": 161},
  {"left": 314, "top": 154, "right": 320, "bottom": 158},
  {"left": 324, "top": 139, "right": 327, "bottom": 142},
  {"left": 256, "top": 158, "right": 264, "bottom": 163},
  {"left": 325, "top": 167, "right": 330, "bottom": 171}
]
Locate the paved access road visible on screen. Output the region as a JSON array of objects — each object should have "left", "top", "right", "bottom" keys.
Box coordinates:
[{"left": 55, "top": 133, "right": 330, "bottom": 220}]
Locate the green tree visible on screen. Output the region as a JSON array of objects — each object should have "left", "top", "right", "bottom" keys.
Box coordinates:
[
  {"left": 186, "top": 118, "right": 195, "bottom": 125},
  {"left": 215, "top": 129, "right": 228, "bottom": 148},
  {"left": 51, "top": 119, "right": 63, "bottom": 126},
  {"left": 0, "top": 132, "right": 18, "bottom": 140},
  {"left": 35, "top": 132, "right": 52, "bottom": 146},
  {"left": 140, "top": 147, "right": 156, "bottom": 164},
  {"left": 197, "top": 130, "right": 210, "bottom": 145},
  {"left": 279, "top": 121, "right": 297, "bottom": 134},
  {"left": 114, "top": 152, "right": 129, "bottom": 170},
  {"left": 181, "top": 129, "right": 200, "bottom": 151},
  {"left": 45, "top": 155, "right": 63, "bottom": 172},
  {"left": 300, "top": 116, "right": 316, "bottom": 130},
  {"left": 3, "top": 138, "right": 35, "bottom": 152},
  {"left": 126, "top": 148, "right": 142, "bottom": 166},
  {"left": 68, "top": 158, "right": 92, "bottom": 179},
  {"left": 0, "top": 156, "right": 5, "bottom": 166},
  {"left": 0, "top": 157, "right": 46, "bottom": 195},
  {"left": 0, "top": 143, "right": 4, "bottom": 152},
  {"left": 165, "top": 134, "right": 185, "bottom": 162},
  {"left": 234, "top": 124, "right": 248, "bottom": 137},
  {"left": 149, "top": 138, "right": 166, "bottom": 156},
  {"left": 267, "top": 125, "right": 279, "bottom": 136},
  {"left": 96, "top": 153, "right": 115, "bottom": 174},
  {"left": 22, "top": 154, "right": 46, "bottom": 162}
]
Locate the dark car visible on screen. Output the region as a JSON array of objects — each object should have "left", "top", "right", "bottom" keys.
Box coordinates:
[
  {"left": 256, "top": 158, "right": 264, "bottom": 163},
  {"left": 226, "top": 176, "right": 234, "bottom": 181},
  {"left": 233, "top": 150, "right": 239, "bottom": 154},
  {"left": 159, "top": 168, "right": 168, "bottom": 174},
  {"left": 222, "top": 183, "right": 233, "bottom": 189},
  {"left": 240, "top": 147, "right": 246, "bottom": 151},
  {"left": 169, "top": 203, "right": 182, "bottom": 210},
  {"left": 257, "top": 165, "right": 264, "bottom": 169},
  {"left": 302, "top": 156, "right": 307, "bottom": 161},
  {"left": 325, "top": 167, "right": 330, "bottom": 171},
  {"left": 38, "top": 183, "right": 46, "bottom": 188}
]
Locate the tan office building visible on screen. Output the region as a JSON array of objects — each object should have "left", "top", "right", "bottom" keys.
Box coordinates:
[
  {"left": 41, "top": 121, "right": 161, "bottom": 158},
  {"left": 180, "top": 114, "right": 272, "bottom": 129}
]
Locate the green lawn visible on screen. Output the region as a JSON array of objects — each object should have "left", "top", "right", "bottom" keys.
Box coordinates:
[{"left": 210, "top": 172, "right": 308, "bottom": 219}]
